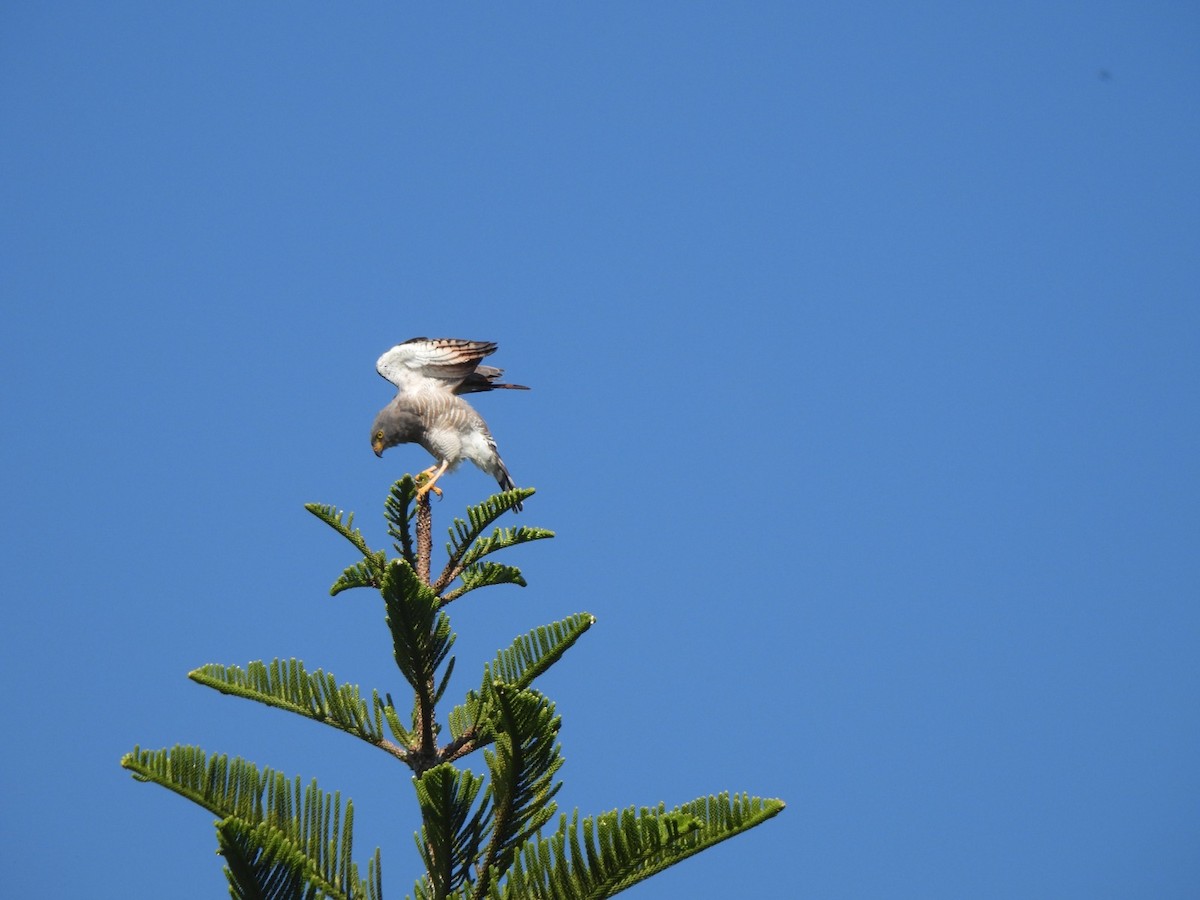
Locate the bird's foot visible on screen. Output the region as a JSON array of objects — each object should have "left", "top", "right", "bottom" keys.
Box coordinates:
[
  {"left": 414, "top": 480, "right": 444, "bottom": 501},
  {"left": 414, "top": 462, "right": 449, "bottom": 502}
]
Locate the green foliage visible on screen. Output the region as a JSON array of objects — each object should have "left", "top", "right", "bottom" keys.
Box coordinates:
[
  {"left": 448, "top": 614, "right": 594, "bottom": 749},
  {"left": 304, "top": 503, "right": 374, "bottom": 559},
  {"left": 435, "top": 497, "right": 553, "bottom": 596},
  {"left": 495, "top": 794, "right": 785, "bottom": 900},
  {"left": 121, "top": 745, "right": 380, "bottom": 900},
  {"left": 477, "top": 684, "right": 564, "bottom": 896},
  {"left": 189, "top": 660, "right": 411, "bottom": 756},
  {"left": 330, "top": 551, "right": 389, "bottom": 596},
  {"left": 382, "top": 558, "right": 454, "bottom": 699},
  {"left": 304, "top": 501, "right": 389, "bottom": 596},
  {"left": 218, "top": 815, "right": 350, "bottom": 900},
  {"left": 442, "top": 561, "right": 528, "bottom": 603},
  {"left": 412, "top": 765, "right": 489, "bottom": 899},
  {"left": 124, "top": 478, "right": 783, "bottom": 898},
  {"left": 446, "top": 491, "right": 539, "bottom": 563},
  {"left": 383, "top": 476, "right": 419, "bottom": 569},
  {"left": 485, "top": 614, "right": 595, "bottom": 690}
]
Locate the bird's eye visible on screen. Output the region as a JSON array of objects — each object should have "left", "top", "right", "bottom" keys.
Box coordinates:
[{"left": 375, "top": 430, "right": 384, "bottom": 441}]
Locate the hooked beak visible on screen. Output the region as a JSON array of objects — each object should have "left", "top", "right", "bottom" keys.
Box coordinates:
[{"left": 372, "top": 440, "right": 384, "bottom": 457}]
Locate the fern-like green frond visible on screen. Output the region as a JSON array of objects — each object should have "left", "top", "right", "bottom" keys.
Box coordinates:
[
  {"left": 447, "top": 692, "right": 486, "bottom": 750},
  {"left": 435, "top": 522, "right": 554, "bottom": 594},
  {"left": 435, "top": 489, "right": 536, "bottom": 582},
  {"left": 413, "top": 764, "right": 491, "bottom": 898},
  {"left": 218, "top": 815, "right": 319, "bottom": 900},
  {"left": 304, "top": 504, "right": 374, "bottom": 558},
  {"left": 382, "top": 559, "right": 455, "bottom": 699},
  {"left": 458, "top": 525, "right": 556, "bottom": 570},
  {"left": 121, "top": 745, "right": 382, "bottom": 900},
  {"left": 441, "top": 562, "right": 527, "bottom": 604},
  {"left": 489, "top": 614, "right": 595, "bottom": 691},
  {"left": 475, "top": 685, "right": 564, "bottom": 896},
  {"left": 188, "top": 660, "right": 410, "bottom": 758},
  {"left": 496, "top": 793, "right": 785, "bottom": 900},
  {"left": 447, "top": 614, "right": 595, "bottom": 747},
  {"left": 330, "top": 550, "right": 388, "bottom": 596},
  {"left": 381, "top": 699, "right": 414, "bottom": 747},
  {"left": 384, "top": 476, "right": 419, "bottom": 567},
  {"left": 434, "top": 656, "right": 458, "bottom": 707}
]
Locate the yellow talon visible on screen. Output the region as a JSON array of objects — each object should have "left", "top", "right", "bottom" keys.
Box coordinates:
[{"left": 414, "top": 460, "right": 450, "bottom": 501}]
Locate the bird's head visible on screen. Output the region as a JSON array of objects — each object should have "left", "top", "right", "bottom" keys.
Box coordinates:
[
  {"left": 371, "top": 403, "right": 423, "bottom": 457},
  {"left": 370, "top": 412, "right": 394, "bottom": 457}
]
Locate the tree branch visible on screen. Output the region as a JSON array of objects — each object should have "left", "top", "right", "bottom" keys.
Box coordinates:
[{"left": 416, "top": 490, "right": 432, "bottom": 586}]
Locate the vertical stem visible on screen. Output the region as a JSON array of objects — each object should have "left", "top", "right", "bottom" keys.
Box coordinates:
[
  {"left": 417, "top": 490, "right": 432, "bottom": 585},
  {"left": 414, "top": 488, "right": 436, "bottom": 773}
]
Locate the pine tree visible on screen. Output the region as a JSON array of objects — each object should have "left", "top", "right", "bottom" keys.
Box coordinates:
[{"left": 122, "top": 476, "right": 784, "bottom": 898}]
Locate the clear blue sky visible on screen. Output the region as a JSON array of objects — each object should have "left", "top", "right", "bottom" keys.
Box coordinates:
[{"left": 3, "top": 4, "right": 1198, "bottom": 897}]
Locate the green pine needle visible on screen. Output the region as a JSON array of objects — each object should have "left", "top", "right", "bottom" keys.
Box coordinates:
[
  {"left": 498, "top": 793, "right": 786, "bottom": 899},
  {"left": 188, "top": 660, "right": 411, "bottom": 757},
  {"left": 120, "top": 745, "right": 382, "bottom": 900}
]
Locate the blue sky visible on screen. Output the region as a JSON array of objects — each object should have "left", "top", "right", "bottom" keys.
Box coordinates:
[{"left": 3, "top": 3, "right": 1198, "bottom": 897}]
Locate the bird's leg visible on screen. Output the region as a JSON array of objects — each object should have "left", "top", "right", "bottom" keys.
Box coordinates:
[{"left": 415, "top": 460, "right": 449, "bottom": 500}]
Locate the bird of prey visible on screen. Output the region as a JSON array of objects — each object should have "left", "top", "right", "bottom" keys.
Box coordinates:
[{"left": 370, "top": 338, "right": 528, "bottom": 510}]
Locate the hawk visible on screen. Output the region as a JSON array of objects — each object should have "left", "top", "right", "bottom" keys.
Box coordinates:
[{"left": 370, "top": 338, "right": 528, "bottom": 510}]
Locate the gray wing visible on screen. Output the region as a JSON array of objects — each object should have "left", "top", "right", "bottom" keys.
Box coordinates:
[
  {"left": 376, "top": 338, "right": 499, "bottom": 394},
  {"left": 457, "top": 364, "right": 530, "bottom": 394}
]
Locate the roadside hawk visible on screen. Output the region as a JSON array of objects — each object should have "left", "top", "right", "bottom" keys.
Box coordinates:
[{"left": 370, "top": 338, "right": 528, "bottom": 510}]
